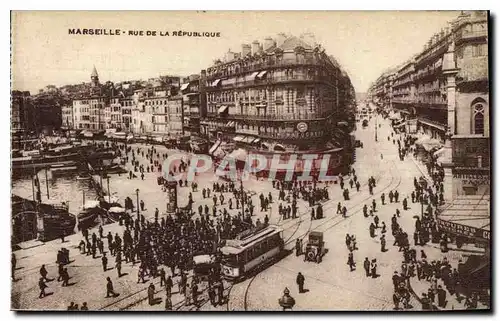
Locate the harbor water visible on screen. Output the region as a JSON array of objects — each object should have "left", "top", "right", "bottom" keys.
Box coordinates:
[{"left": 11, "top": 169, "right": 98, "bottom": 215}]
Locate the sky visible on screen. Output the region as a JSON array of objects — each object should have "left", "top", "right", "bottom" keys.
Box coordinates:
[{"left": 11, "top": 11, "right": 461, "bottom": 94}]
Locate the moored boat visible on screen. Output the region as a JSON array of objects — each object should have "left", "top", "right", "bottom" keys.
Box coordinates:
[
  {"left": 77, "top": 200, "right": 106, "bottom": 230},
  {"left": 107, "top": 206, "right": 126, "bottom": 222}
]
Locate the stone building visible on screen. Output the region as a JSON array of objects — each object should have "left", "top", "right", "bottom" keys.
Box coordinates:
[{"left": 200, "top": 33, "right": 356, "bottom": 175}]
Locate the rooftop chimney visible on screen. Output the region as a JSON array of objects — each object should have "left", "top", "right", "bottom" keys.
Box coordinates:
[
  {"left": 263, "top": 37, "right": 275, "bottom": 51},
  {"left": 241, "top": 44, "right": 251, "bottom": 57},
  {"left": 251, "top": 41, "right": 260, "bottom": 55}
]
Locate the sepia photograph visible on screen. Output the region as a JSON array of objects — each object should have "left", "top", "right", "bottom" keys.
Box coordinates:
[{"left": 10, "top": 10, "right": 490, "bottom": 311}]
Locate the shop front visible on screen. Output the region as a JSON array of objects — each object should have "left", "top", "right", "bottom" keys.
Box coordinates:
[{"left": 437, "top": 195, "right": 490, "bottom": 248}]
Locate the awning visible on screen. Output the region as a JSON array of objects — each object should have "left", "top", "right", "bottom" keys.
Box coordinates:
[
  {"left": 226, "top": 121, "right": 235, "bottom": 127},
  {"left": 248, "top": 71, "right": 259, "bottom": 81},
  {"left": 252, "top": 138, "right": 261, "bottom": 143},
  {"left": 257, "top": 70, "right": 268, "bottom": 78},
  {"left": 437, "top": 195, "right": 490, "bottom": 241},
  {"left": 180, "top": 83, "right": 189, "bottom": 91},
  {"left": 394, "top": 121, "right": 406, "bottom": 128},
  {"left": 233, "top": 136, "right": 244, "bottom": 142},
  {"left": 218, "top": 105, "right": 228, "bottom": 114},
  {"left": 209, "top": 141, "right": 221, "bottom": 155},
  {"left": 241, "top": 136, "right": 254, "bottom": 143},
  {"left": 433, "top": 147, "right": 446, "bottom": 158},
  {"left": 212, "top": 79, "right": 221, "bottom": 87},
  {"left": 422, "top": 139, "right": 442, "bottom": 151},
  {"left": 274, "top": 144, "right": 286, "bottom": 151},
  {"left": 228, "top": 148, "right": 248, "bottom": 162}
]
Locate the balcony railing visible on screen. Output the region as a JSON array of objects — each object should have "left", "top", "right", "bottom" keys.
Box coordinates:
[
  {"left": 455, "top": 30, "right": 488, "bottom": 43},
  {"left": 205, "top": 112, "right": 331, "bottom": 122},
  {"left": 206, "top": 57, "right": 337, "bottom": 80},
  {"left": 453, "top": 155, "right": 490, "bottom": 168},
  {"left": 207, "top": 74, "right": 335, "bottom": 91}
]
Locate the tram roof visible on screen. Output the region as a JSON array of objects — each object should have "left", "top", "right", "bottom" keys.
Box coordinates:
[{"left": 221, "top": 225, "right": 282, "bottom": 255}]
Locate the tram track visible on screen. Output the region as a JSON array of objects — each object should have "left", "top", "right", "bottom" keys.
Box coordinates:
[
  {"left": 238, "top": 151, "right": 402, "bottom": 310},
  {"left": 238, "top": 159, "right": 402, "bottom": 311}
]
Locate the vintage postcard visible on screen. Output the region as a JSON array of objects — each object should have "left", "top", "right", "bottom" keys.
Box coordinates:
[{"left": 10, "top": 10, "right": 490, "bottom": 311}]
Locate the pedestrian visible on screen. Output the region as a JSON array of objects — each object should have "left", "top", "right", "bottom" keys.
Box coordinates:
[
  {"left": 106, "top": 277, "right": 118, "bottom": 298},
  {"left": 102, "top": 253, "right": 108, "bottom": 272},
  {"left": 148, "top": 283, "right": 156, "bottom": 305},
  {"left": 296, "top": 272, "right": 305, "bottom": 293},
  {"left": 208, "top": 284, "right": 217, "bottom": 306},
  {"left": 39, "top": 264, "right": 50, "bottom": 282},
  {"left": 38, "top": 277, "right": 48, "bottom": 299},
  {"left": 61, "top": 268, "right": 69, "bottom": 287},
  {"left": 57, "top": 263, "right": 64, "bottom": 282},
  {"left": 165, "top": 275, "right": 173, "bottom": 297},
  {"left": 347, "top": 252, "right": 356, "bottom": 271},
  {"left": 437, "top": 285, "right": 447, "bottom": 308},
  {"left": 363, "top": 258, "right": 371, "bottom": 277},
  {"left": 116, "top": 260, "right": 122, "bottom": 277},
  {"left": 185, "top": 283, "right": 192, "bottom": 306},
  {"left": 159, "top": 268, "right": 167, "bottom": 287},
  {"left": 380, "top": 235, "right": 387, "bottom": 252},
  {"left": 80, "top": 302, "right": 89, "bottom": 311},
  {"left": 192, "top": 282, "right": 199, "bottom": 306},
  {"left": 295, "top": 239, "right": 302, "bottom": 256},
  {"left": 370, "top": 259, "right": 378, "bottom": 278}
]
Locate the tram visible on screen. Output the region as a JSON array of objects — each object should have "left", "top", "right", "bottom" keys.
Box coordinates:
[{"left": 220, "top": 225, "right": 284, "bottom": 281}]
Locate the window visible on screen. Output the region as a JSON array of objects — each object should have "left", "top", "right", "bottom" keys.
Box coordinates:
[
  {"left": 473, "top": 102, "right": 485, "bottom": 135},
  {"left": 472, "top": 44, "right": 487, "bottom": 57}
]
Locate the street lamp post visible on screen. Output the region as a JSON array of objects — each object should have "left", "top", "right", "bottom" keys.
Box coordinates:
[
  {"left": 375, "top": 114, "right": 378, "bottom": 142},
  {"left": 136, "top": 188, "right": 140, "bottom": 219},
  {"left": 107, "top": 176, "right": 111, "bottom": 203}
]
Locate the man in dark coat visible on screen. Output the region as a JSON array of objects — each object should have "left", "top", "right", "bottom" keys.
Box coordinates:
[
  {"left": 437, "top": 285, "right": 447, "bottom": 308},
  {"left": 363, "top": 258, "right": 371, "bottom": 277},
  {"left": 296, "top": 272, "right": 305, "bottom": 293},
  {"left": 106, "top": 277, "right": 118, "bottom": 298},
  {"left": 38, "top": 277, "right": 48, "bottom": 298}
]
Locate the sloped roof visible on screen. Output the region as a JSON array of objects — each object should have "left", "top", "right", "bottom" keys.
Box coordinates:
[{"left": 279, "top": 36, "right": 312, "bottom": 51}]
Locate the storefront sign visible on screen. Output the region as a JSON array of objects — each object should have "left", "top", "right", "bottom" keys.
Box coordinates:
[
  {"left": 452, "top": 172, "right": 490, "bottom": 187},
  {"left": 438, "top": 219, "right": 490, "bottom": 240}
]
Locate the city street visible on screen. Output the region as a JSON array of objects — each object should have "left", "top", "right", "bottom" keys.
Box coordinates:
[
  {"left": 10, "top": 11, "right": 491, "bottom": 313},
  {"left": 12, "top": 113, "right": 463, "bottom": 311}
]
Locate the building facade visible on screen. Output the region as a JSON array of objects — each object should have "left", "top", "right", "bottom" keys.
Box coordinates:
[
  {"left": 199, "top": 34, "right": 355, "bottom": 174},
  {"left": 11, "top": 91, "right": 33, "bottom": 136},
  {"left": 370, "top": 11, "right": 490, "bottom": 246},
  {"left": 61, "top": 105, "right": 74, "bottom": 130}
]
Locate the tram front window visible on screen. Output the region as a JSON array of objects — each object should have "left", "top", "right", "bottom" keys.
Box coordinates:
[{"left": 222, "top": 254, "right": 239, "bottom": 266}]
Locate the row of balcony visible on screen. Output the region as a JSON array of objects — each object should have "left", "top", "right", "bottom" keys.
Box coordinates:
[
  {"left": 455, "top": 29, "right": 488, "bottom": 44},
  {"left": 417, "top": 86, "right": 444, "bottom": 94},
  {"left": 453, "top": 155, "right": 490, "bottom": 168},
  {"left": 205, "top": 112, "right": 331, "bottom": 121},
  {"left": 392, "top": 96, "right": 447, "bottom": 106},
  {"left": 206, "top": 57, "right": 338, "bottom": 80},
  {"left": 413, "top": 65, "right": 442, "bottom": 82},
  {"left": 207, "top": 74, "right": 338, "bottom": 91}
]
